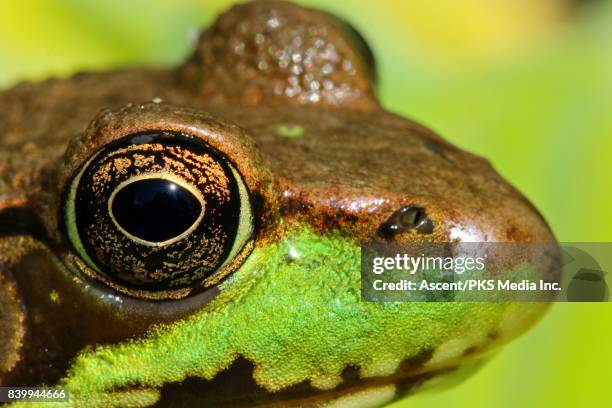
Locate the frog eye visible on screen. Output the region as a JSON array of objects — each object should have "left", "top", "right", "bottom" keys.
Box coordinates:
[{"left": 64, "top": 130, "right": 254, "bottom": 300}]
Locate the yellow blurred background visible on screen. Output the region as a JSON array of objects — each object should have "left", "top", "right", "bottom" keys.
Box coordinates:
[{"left": 1, "top": 1, "right": 611, "bottom": 407}]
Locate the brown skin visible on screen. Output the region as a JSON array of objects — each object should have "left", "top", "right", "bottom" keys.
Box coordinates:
[{"left": 0, "top": 0, "right": 554, "bottom": 401}]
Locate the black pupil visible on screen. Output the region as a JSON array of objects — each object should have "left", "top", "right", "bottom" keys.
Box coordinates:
[{"left": 111, "top": 178, "right": 202, "bottom": 243}]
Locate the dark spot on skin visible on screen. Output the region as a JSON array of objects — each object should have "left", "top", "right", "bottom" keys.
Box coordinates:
[
  {"left": 378, "top": 206, "right": 433, "bottom": 239},
  {"left": 398, "top": 348, "right": 434, "bottom": 373},
  {"left": 280, "top": 191, "right": 313, "bottom": 216},
  {"left": 505, "top": 225, "right": 524, "bottom": 241},
  {"left": 424, "top": 140, "right": 451, "bottom": 161},
  {"left": 466, "top": 182, "right": 481, "bottom": 196},
  {"left": 487, "top": 331, "right": 499, "bottom": 340},
  {"left": 340, "top": 364, "right": 361, "bottom": 384},
  {"left": 280, "top": 192, "right": 361, "bottom": 232},
  {"left": 319, "top": 211, "right": 359, "bottom": 231},
  {"left": 462, "top": 346, "right": 479, "bottom": 357}
]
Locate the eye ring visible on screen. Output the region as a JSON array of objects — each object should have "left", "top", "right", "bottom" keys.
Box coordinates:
[{"left": 64, "top": 130, "right": 255, "bottom": 301}]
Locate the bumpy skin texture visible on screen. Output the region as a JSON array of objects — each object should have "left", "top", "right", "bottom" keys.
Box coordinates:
[{"left": 0, "top": 1, "right": 556, "bottom": 407}]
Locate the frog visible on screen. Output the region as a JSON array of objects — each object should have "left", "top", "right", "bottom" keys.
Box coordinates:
[{"left": 0, "top": 1, "right": 558, "bottom": 407}]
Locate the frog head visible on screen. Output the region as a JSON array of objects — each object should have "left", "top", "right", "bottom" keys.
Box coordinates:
[{"left": 0, "top": 1, "right": 556, "bottom": 407}]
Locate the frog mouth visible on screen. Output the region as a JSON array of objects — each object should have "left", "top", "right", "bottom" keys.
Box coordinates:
[{"left": 151, "top": 356, "right": 454, "bottom": 407}]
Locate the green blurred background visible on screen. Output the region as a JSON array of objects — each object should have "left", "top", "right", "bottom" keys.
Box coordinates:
[{"left": 1, "top": 0, "right": 610, "bottom": 407}]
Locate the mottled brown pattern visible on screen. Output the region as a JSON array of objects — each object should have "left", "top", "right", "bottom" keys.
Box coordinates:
[{"left": 0, "top": 0, "right": 556, "bottom": 402}]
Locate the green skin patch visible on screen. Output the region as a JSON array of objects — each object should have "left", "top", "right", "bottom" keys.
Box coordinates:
[
  {"left": 13, "top": 224, "right": 546, "bottom": 407},
  {"left": 273, "top": 123, "right": 305, "bottom": 138}
]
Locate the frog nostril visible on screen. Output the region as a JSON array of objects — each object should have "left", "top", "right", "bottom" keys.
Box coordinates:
[
  {"left": 378, "top": 206, "right": 433, "bottom": 239},
  {"left": 398, "top": 207, "right": 422, "bottom": 228}
]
